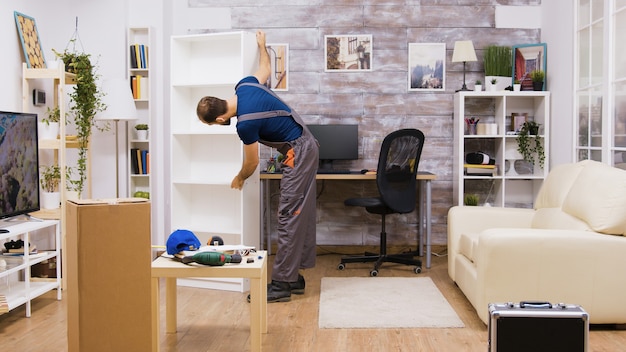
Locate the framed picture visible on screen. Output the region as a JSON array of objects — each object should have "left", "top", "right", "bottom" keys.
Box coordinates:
[
  {"left": 266, "top": 43, "right": 289, "bottom": 91},
  {"left": 512, "top": 43, "right": 547, "bottom": 91},
  {"left": 325, "top": 35, "right": 372, "bottom": 72},
  {"left": 408, "top": 43, "right": 445, "bottom": 91},
  {"left": 14, "top": 11, "right": 46, "bottom": 68}
]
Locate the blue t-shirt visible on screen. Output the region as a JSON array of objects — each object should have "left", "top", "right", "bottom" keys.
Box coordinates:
[{"left": 235, "top": 76, "right": 302, "bottom": 145}]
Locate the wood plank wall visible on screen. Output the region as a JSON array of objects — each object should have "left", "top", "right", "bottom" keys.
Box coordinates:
[{"left": 190, "top": 0, "right": 541, "bottom": 246}]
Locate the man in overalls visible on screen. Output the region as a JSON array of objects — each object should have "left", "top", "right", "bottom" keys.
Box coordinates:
[{"left": 196, "top": 30, "right": 319, "bottom": 302}]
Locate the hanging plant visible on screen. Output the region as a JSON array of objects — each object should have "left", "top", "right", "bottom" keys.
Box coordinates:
[
  {"left": 516, "top": 121, "right": 545, "bottom": 169},
  {"left": 52, "top": 42, "right": 106, "bottom": 197}
]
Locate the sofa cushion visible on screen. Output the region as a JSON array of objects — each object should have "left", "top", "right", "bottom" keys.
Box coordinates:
[
  {"left": 531, "top": 207, "right": 591, "bottom": 230},
  {"left": 458, "top": 232, "right": 478, "bottom": 262},
  {"left": 534, "top": 160, "right": 589, "bottom": 209},
  {"left": 563, "top": 161, "right": 626, "bottom": 235}
]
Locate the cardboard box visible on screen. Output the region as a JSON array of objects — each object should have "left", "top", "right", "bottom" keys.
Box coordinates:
[{"left": 66, "top": 198, "right": 152, "bottom": 352}]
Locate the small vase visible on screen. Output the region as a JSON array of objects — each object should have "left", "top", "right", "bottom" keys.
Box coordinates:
[
  {"left": 532, "top": 81, "right": 544, "bottom": 91},
  {"left": 513, "top": 84, "right": 521, "bottom": 92},
  {"left": 474, "top": 85, "right": 482, "bottom": 92}
]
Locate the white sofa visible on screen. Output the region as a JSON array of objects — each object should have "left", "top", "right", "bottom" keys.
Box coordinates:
[{"left": 448, "top": 160, "right": 626, "bottom": 324}]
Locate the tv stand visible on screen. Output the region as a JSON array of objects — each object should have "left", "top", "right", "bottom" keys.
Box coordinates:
[{"left": 2, "top": 213, "right": 44, "bottom": 224}]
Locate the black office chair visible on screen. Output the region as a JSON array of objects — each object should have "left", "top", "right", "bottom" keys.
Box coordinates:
[{"left": 338, "top": 129, "right": 425, "bottom": 276}]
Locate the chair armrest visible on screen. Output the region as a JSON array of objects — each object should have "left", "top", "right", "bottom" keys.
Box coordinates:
[{"left": 447, "top": 206, "right": 534, "bottom": 280}]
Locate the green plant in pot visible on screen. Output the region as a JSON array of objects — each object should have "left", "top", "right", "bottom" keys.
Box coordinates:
[
  {"left": 40, "top": 165, "right": 62, "bottom": 193},
  {"left": 52, "top": 47, "right": 106, "bottom": 197},
  {"left": 484, "top": 45, "right": 512, "bottom": 75},
  {"left": 530, "top": 70, "right": 545, "bottom": 91},
  {"left": 464, "top": 194, "right": 479, "bottom": 206},
  {"left": 516, "top": 121, "right": 545, "bottom": 169}
]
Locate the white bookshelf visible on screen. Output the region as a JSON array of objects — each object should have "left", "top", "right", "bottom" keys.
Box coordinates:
[
  {"left": 170, "top": 31, "right": 260, "bottom": 292},
  {"left": 453, "top": 91, "right": 550, "bottom": 208}
]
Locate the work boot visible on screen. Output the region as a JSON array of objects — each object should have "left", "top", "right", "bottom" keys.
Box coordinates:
[
  {"left": 247, "top": 276, "right": 304, "bottom": 302},
  {"left": 289, "top": 274, "right": 305, "bottom": 295},
  {"left": 267, "top": 280, "right": 291, "bottom": 302}
]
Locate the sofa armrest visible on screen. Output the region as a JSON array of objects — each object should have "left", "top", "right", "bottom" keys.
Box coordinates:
[
  {"left": 474, "top": 229, "right": 626, "bottom": 324},
  {"left": 447, "top": 206, "right": 534, "bottom": 280}
]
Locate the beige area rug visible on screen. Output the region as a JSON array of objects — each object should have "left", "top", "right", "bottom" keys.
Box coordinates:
[{"left": 319, "top": 277, "right": 465, "bottom": 329}]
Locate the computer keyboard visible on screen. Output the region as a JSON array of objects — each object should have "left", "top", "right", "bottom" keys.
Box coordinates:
[{"left": 317, "top": 169, "right": 352, "bottom": 174}]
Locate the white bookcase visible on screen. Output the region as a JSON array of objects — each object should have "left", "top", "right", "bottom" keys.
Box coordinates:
[
  {"left": 127, "top": 27, "right": 159, "bottom": 247},
  {"left": 0, "top": 220, "right": 61, "bottom": 317},
  {"left": 170, "top": 31, "right": 260, "bottom": 292},
  {"left": 127, "top": 27, "right": 151, "bottom": 197},
  {"left": 453, "top": 91, "right": 550, "bottom": 208}
]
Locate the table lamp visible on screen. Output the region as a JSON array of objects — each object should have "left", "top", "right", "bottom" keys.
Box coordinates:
[
  {"left": 452, "top": 40, "right": 477, "bottom": 92},
  {"left": 95, "top": 78, "right": 138, "bottom": 197}
]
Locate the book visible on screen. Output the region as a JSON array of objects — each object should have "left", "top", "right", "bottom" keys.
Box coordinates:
[
  {"left": 464, "top": 163, "right": 495, "bottom": 176},
  {"left": 130, "top": 148, "right": 139, "bottom": 174},
  {"left": 129, "top": 45, "right": 138, "bottom": 69},
  {"left": 141, "top": 150, "right": 148, "bottom": 174},
  {"left": 139, "top": 76, "right": 149, "bottom": 100}
]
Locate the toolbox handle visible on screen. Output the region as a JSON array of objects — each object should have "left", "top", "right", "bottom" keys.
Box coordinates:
[{"left": 520, "top": 301, "right": 552, "bottom": 309}]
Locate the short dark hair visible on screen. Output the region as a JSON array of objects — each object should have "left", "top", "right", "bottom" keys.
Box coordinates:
[{"left": 197, "top": 96, "right": 227, "bottom": 124}]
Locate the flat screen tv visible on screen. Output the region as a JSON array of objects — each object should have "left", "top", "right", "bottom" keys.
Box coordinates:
[
  {"left": 0, "top": 111, "right": 40, "bottom": 222},
  {"left": 307, "top": 124, "right": 359, "bottom": 170}
]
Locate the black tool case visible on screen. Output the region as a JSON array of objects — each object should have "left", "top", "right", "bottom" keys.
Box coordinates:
[{"left": 488, "top": 301, "right": 589, "bottom": 352}]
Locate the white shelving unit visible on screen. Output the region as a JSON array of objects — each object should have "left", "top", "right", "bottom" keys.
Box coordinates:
[
  {"left": 127, "top": 27, "right": 157, "bottom": 246},
  {"left": 453, "top": 91, "right": 551, "bottom": 208},
  {"left": 0, "top": 220, "right": 61, "bottom": 317},
  {"left": 169, "top": 31, "right": 260, "bottom": 292}
]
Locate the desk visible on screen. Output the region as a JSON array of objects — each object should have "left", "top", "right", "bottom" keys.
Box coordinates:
[
  {"left": 151, "top": 251, "right": 268, "bottom": 352},
  {"left": 260, "top": 172, "right": 436, "bottom": 268}
]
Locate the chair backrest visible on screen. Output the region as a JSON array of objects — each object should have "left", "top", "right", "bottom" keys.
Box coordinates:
[{"left": 376, "top": 129, "right": 425, "bottom": 213}]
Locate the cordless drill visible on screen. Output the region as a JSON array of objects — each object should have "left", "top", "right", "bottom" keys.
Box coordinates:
[{"left": 180, "top": 251, "right": 242, "bottom": 266}]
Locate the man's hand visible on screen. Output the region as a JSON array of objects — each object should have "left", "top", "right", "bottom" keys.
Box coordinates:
[{"left": 231, "top": 175, "right": 245, "bottom": 190}]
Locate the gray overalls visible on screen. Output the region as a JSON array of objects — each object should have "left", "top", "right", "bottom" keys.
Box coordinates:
[{"left": 237, "top": 83, "right": 319, "bottom": 283}]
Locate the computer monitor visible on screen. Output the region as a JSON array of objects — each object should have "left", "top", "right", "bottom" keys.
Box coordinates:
[{"left": 307, "top": 124, "right": 358, "bottom": 170}]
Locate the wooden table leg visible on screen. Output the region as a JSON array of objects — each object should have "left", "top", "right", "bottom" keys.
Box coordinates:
[
  {"left": 152, "top": 277, "right": 160, "bottom": 352},
  {"left": 165, "top": 278, "right": 177, "bottom": 333}
]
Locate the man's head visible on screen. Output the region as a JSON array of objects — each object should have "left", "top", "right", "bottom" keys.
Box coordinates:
[{"left": 197, "top": 96, "right": 228, "bottom": 124}]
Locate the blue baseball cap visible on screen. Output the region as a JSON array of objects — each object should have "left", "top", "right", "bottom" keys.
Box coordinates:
[{"left": 166, "top": 229, "right": 201, "bottom": 255}]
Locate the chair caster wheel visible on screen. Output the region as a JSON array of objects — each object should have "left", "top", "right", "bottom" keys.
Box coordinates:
[
  {"left": 337, "top": 263, "right": 345, "bottom": 270},
  {"left": 414, "top": 266, "right": 422, "bottom": 274},
  {"left": 370, "top": 269, "right": 378, "bottom": 277}
]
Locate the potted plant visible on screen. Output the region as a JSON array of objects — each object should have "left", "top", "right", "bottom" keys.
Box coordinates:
[
  {"left": 135, "top": 123, "right": 148, "bottom": 140},
  {"left": 530, "top": 70, "right": 545, "bottom": 91},
  {"left": 39, "top": 106, "right": 61, "bottom": 139},
  {"left": 40, "top": 165, "right": 61, "bottom": 209},
  {"left": 516, "top": 121, "right": 545, "bottom": 169},
  {"left": 484, "top": 45, "right": 512, "bottom": 90},
  {"left": 489, "top": 78, "right": 498, "bottom": 91},
  {"left": 513, "top": 79, "right": 521, "bottom": 92},
  {"left": 474, "top": 80, "right": 482, "bottom": 92},
  {"left": 464, "top": 194, "right": 479, "bottom": 206},
  {"left": 53, "top": 47, "right": 106, "bottom": 197}
]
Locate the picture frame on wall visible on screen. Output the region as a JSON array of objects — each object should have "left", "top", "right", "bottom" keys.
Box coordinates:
[
  {"left": 14, "top": 11, "right": 46, "bottom": 69},
  {"left": 325, "top": 35, "right": 372, "bottom": 72},
  {"left": 266, "top": 43, "right": 289, "bottom": 91},
  {"left": 512, "top": 43, "right": 547, "bottom": 91},
  {"left": 408, "top": 43, "right": 445, "bottom": 91}
]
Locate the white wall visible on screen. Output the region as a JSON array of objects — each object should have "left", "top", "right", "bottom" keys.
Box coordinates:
[{"left": 541, "top": 1, "right": 575, "bottom": 166}]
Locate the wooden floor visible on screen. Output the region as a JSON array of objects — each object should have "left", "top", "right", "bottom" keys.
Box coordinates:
[{"left": 1, "top": 248, "right": 626, "bottom": 351}]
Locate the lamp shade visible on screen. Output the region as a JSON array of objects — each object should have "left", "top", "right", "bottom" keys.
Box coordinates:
[
  {"left": 95, "top": 78, "right": 138, "bottom": 121},
  {"left": 452, "top": 40, "right": 477, "bottom": 63}
]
